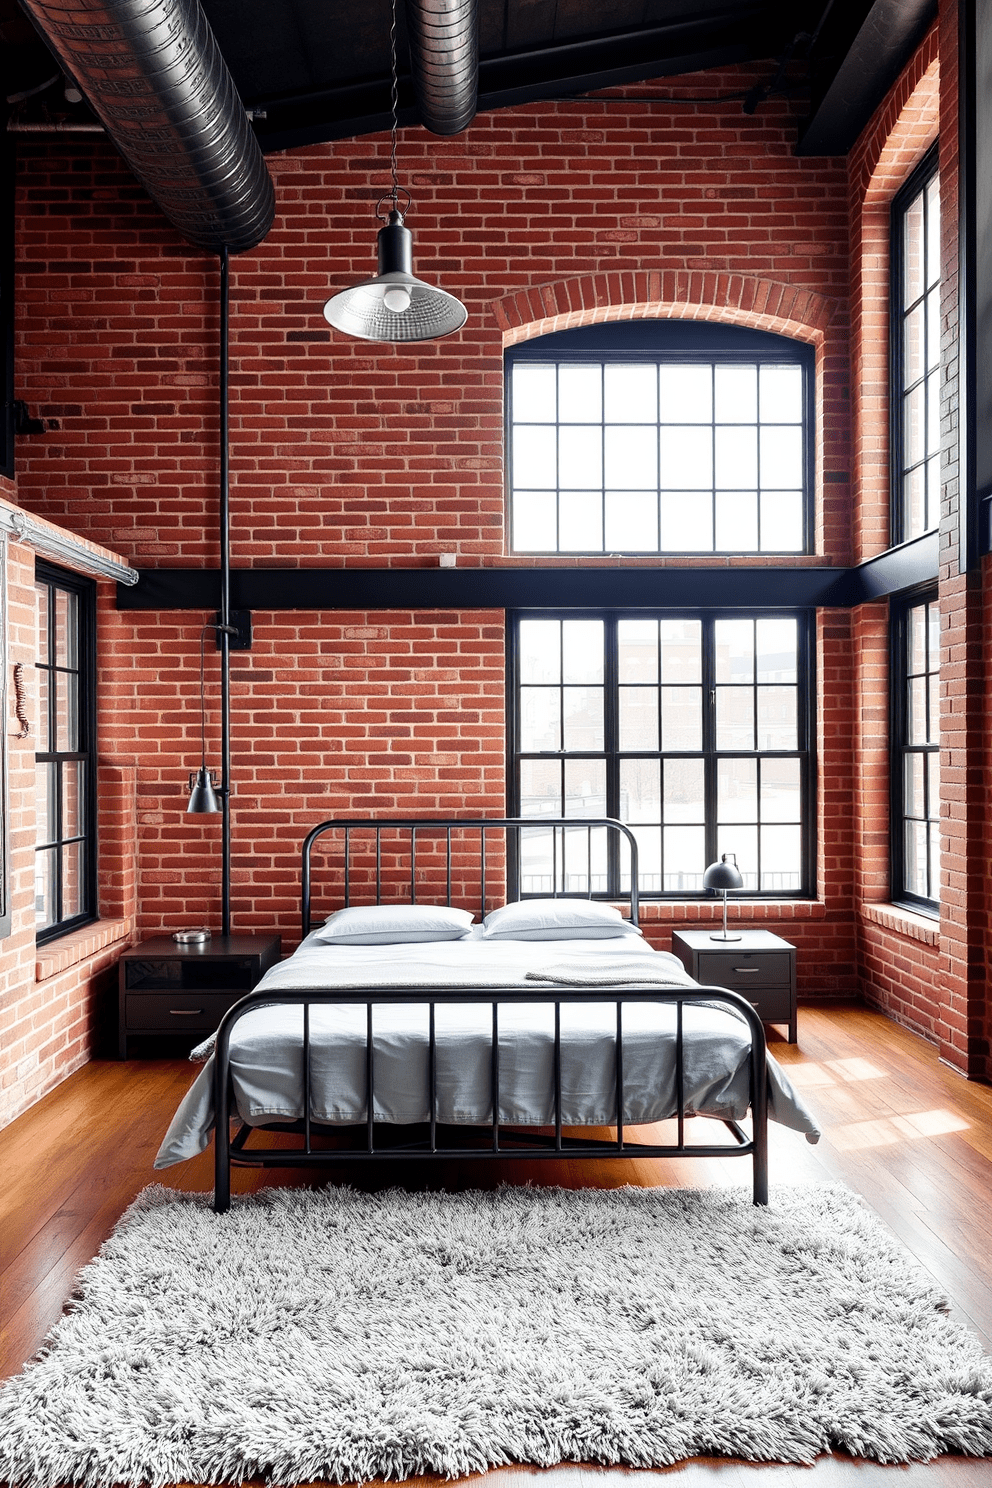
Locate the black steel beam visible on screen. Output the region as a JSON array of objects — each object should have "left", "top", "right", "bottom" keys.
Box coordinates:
[
  {"left": 116, "top": 537, "right": 938, "bottom": 614},
  {"left": 251, "top": 8, "right": 779, "bottom": 154},
  {"left": 795, "top": 0, "right": 938, "bottom": 156}
]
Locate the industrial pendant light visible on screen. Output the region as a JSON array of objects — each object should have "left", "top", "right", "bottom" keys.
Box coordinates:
[
  {"left": 322, "top": 0, "right": 467, "bottom": 342},
  {"left": 187, "top": 620, "right": 229, "bottom": 815}
]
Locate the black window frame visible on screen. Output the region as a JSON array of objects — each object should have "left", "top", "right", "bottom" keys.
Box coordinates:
[
  {"left": 890, "top": 585, "right": 940, "bottom": 916},
  {"left": 507, "top": 607, "right": 816, "bottom": 901},
  {"left": 34, "top": 561, "right": 98, "bottom": 944},
  {"left": 1, "top": 137, "right": 14, "bottom": 479},
  {"left": 890, "top": 142, "right": 941, "bottom": 546},
  {"left": 505, "top": 322, "right": 816, "bottom": 559}
]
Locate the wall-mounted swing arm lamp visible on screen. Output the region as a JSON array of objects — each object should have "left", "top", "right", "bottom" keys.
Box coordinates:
[
  {"left": 187, "top": 620, "right": 237, "bottom": 815},
  {"left": 702, "top": 852, "right": 744, "bottom": 942},
  {"left": 321, "top": 0, "right": 467, "bottom": 343}
]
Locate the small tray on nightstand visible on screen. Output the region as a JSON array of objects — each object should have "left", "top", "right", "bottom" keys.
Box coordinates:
[{"left": 118, "top": 934, "right": 281, "bottom": 1058}]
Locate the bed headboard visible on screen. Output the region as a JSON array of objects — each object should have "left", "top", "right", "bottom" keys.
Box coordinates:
[{"left": 300, "top": 817, "right": 640, "bottom": 938}]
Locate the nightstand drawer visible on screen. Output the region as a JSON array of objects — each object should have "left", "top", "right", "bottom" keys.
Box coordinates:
[
  {"left": 695, "top": 951, "right": 792, "bottom": 988},
  {"left": 124, "top": 957, "right": 256, "bottom": 992},
  {"left": 125, "top": 992, "right": 241, "bottom": 1031},
  {"left": 732, "top": 985, "right": 794, "bottom": 1023}
]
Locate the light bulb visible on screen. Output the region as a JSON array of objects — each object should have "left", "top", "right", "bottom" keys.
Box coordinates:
[{"left": 383, "top": 285, "right": 411, "bottom": 314}]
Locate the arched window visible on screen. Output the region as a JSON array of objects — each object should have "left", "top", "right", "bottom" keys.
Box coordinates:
[{"left": 505, "top": 322, "right": 814, "bottom": 557}]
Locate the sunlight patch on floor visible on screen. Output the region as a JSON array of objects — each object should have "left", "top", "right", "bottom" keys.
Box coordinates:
[
  {"left": 826, "top": 1107, "right": 970, "bottom": 1151},
  {"left": 786, "top": 1057, "right": 886, "bottom": 1090}
]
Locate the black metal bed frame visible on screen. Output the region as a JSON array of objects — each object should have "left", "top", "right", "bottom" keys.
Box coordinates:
[{"left": 212, "top": 819, "right": 769, "bottom": 1212}]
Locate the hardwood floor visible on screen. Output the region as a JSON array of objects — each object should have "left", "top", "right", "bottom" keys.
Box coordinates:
[{"left": 3, "top": 1001, "right": 992, "bottom": 1485}]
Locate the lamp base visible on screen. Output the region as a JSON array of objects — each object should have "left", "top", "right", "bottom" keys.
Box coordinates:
[{"left": 709, "top": 931, "right": 742, "bottom": 942}]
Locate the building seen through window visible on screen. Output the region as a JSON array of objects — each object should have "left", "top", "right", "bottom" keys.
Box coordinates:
[{"left": 512, "top": 613, "right": 811, "bottom": 897}]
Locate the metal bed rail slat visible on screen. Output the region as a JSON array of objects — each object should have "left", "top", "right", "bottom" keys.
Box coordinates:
[
  {"left": 616, "top": 1000, "right": 624, "bottom": 1150},
  {"left": 491, "top": 1001, "right": 499, "bottom": 1151},
  {"left": 299, "top": 818, "right": 641, "bottom": 937}
]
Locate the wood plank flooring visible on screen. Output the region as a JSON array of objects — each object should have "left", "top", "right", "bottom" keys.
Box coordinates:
[{"left": 3, "top": 1001, "right": 992, "bottom": 1485}]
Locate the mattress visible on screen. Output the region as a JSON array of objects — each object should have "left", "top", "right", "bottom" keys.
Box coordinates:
[{"left": 155, "top": 929, "right": 820, "bottom": 1167}]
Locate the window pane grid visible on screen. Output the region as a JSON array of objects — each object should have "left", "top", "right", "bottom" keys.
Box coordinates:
[
  {"left": 894, "top": 153, "right": 941, "bottom": 541},
  {"left": 34, "top": 571, "right": 94, "bottom": 939},
  {"left": 894, "top": 595, "right": 940, "bottom": 908},
  {"left": 510, "top": 354, "right": 809, "bottom": 556},
  {"left": 515, "top": 613, "right": 809, "bottom": 897}
]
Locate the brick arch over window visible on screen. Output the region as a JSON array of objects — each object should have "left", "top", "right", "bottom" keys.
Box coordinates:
[
  {"left": 491, "top": 270, "right": 847, "bottom": 561},
  {"left": 492, "top": 271, "right": 836, "bottom": 347},
  {"left": 849, "top": 40, "right": 939, "bottom": 560}
]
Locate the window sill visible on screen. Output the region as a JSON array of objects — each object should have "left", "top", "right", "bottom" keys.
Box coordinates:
[
  {"left": 861, "top": 903, "right": 940, "bottom": 946},
  {"left": 639, "top": 900, "right": 826, "bottom": 923},
  {"left": 36, "top": 918, "right": 131, "bottom": 983}
]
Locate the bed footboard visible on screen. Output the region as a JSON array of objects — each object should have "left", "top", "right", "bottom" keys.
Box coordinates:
[{"left": 212, "top": 985, "right": 769, "bottom": 1213}]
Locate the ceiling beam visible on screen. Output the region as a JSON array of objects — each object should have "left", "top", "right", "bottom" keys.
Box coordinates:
[
  {"left": 795, "top": 0, "right": 937, "bottom": 156},
  {"left": 116, "top": 536, "right": 938, "bottom": 612},
  {"left": 250, "top": 5, "right": 784, "bottom": 153}
]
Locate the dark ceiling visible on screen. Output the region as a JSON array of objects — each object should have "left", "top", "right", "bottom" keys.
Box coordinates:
[{"left": 2, "top": 0, "right": 937, "bottom": 157}]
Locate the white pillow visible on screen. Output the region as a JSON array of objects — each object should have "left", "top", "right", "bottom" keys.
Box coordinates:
[
  {"left": 481, "top": 898, "right": 642, "bottom": 941},
  {"left": 313, "top": 904, "right": 474, "bottom": 946}
]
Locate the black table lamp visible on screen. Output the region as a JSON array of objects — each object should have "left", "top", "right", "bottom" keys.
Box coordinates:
[{"left": 703, "top": 852, "right": 744, "bottom": 941}]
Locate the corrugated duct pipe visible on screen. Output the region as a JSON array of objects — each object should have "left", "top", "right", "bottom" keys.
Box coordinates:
[
  {"left": 405, "top": 0, "right": 478, "bottom": 135},
  {"left": 16, "top": 0, "right": 274, "bottom": 254}
]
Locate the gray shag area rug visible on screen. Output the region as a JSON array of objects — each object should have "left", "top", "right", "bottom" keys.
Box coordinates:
[{"left": 1, "top": 1183, "right": 991, "bottom": 1487}]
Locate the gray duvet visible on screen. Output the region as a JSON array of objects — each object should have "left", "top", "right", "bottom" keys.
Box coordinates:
[{"left": 155, "top": 930, "right": 820, "bottom": 1167}]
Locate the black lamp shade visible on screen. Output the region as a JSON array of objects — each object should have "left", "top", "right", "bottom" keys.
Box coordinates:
[
  {"left": 703, "top": 857, "right": 744, "bottom": 891},
  {"left": 187, "top": 766, "right": 221, "bottom": 814}
]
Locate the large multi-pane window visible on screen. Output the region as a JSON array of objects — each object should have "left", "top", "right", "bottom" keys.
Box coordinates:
[
  {"left": 892, "top": 145, "right": 941, "bottom": 543},
  {"left": 510, "top": 612, "right": 812, "bottom": 898},
  {"left": 35, "top": 564, "right": 96, "bottom": 941},
  {"left": 892, "top": 591, "right": 940, "bottom": 911},
  {"left": 507, "top": 325, "right": 813, "bottom": 557}
]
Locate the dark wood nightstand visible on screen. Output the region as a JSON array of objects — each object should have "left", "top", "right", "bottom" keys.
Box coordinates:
[
  {"left": 118, "top": 934, "right": 281, "bottom": 1058},
  {"left": 671, "top": 928, "right": 797, "bottom": 1043}
]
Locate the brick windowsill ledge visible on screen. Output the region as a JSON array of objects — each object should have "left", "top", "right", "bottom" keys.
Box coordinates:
[
  {"left": 639, "top": 900, "right": 828, "bottom": 925},
  {"left": 861, "top": 902, "right": 940, "bottom": 947},
  {"left": 36, "top": 918, "right": 132, "bottom": 983}
]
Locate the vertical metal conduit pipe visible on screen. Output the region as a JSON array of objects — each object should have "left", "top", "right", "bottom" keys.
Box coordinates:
[
  {"left": 16, "top": 0, "right": 274, "bottom": 253},
  {"left": 219, "top": 247, "right": 232, "bottom": 936},
  {"left": 404, "top": 0, "right": 478, "bottom": 134}
]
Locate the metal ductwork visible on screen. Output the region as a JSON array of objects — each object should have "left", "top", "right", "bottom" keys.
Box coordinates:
[
  {"left": 16, "top": 0, "right": 275, "bottom": 254},
  {"left": 405, "top": 0, "right": 478, "bottom": 135}
]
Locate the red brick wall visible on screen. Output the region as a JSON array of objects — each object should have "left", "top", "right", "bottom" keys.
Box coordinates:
[
  {"left": 846, "top": 5, "right": 992, "bottom": 1074},
  {"left": 0, "top": 538, "right": 134, "bottom": 1128},
  {"left": 9, "top": 62, "right": 863, "bottom": 991},
  {"left": 14, "top": 18, "right": 988, "bottom": 1125}
]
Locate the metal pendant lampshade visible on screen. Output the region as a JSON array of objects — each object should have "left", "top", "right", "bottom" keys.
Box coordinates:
[
  {"left": 187, "top": 765, "right": 221, "bottom": 814},
  {"left": 323, "top": 210, "right": 466, "bottom": 342},
  {"left": 321, "top": 0, "right": 468, "bottom": 344}
]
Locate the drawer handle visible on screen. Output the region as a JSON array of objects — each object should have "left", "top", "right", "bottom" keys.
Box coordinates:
[
  {"left": 169, "top": 1008, "right": 204, "bottom": 1016},
  {"left": 733, "top": 967, "right": 760, "bottom": 974}
]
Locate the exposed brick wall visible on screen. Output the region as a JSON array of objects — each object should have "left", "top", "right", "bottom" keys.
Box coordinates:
[
  {"left": 848, "top": 34, "right": 939, "bottom": 561},
  {"left": 7, "top": 62, "right": 862, "bottom": 993},
  {"left": 0, "top": 540, "right": 134, "bottom": 1127},
  {"left": 13, "top": 66, "right": 850, "bottom": 568},
  {"left": 4, "top": 11, "right": 984, "bottom": 1129},
  {"left": 847, "top": 4, "right": 992, "bottom": 1073}
]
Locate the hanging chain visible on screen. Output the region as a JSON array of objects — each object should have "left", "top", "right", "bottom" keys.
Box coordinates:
[
  {"left": 376, "top": 0, "right": 411, "bottom": 222},
  {"left": 388, "top": 0, "right": 400, "bottom": 213}
]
